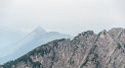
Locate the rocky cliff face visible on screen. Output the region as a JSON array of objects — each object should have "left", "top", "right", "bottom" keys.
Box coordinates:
[{"left": 2, "top": 28, "right": 125, "bottom": 68}]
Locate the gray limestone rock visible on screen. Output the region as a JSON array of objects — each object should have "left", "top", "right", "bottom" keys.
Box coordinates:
[{"left": 2, "top": 28, "right": 125, "bottom": 68}]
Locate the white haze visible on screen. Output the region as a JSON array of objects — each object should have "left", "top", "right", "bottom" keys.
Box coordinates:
[{"left": 0, "top": 0, "right": 125, "bottom": 36}]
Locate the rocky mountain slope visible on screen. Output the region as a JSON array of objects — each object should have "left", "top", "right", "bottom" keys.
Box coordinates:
[
  {"left": 2, "top": 28, "right": 125, "bottom": 68},
  {"left": 0, "top": 27, "right": 72, "bottom": 64}
]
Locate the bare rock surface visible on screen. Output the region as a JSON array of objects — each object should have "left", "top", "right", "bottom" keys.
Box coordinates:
[{"left": 2, "top": 28, "right": 125, "bottom": 68}]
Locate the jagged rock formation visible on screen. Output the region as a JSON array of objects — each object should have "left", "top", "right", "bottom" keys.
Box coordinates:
[{"left": 2, "top": 28, "right": 125, "bottom": 68}]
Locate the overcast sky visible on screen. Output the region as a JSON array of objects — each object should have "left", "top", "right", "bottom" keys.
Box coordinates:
[{"left": 0, "top": 0, "right": 125, "bottom": 36}]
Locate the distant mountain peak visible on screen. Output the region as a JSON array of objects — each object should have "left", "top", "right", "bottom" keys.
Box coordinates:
[
  {"left": 0, "top": 26, "right": 72, "bottom": 64},
  {"left": 33, "top": 26, "right": 47, "bottom": 34}
]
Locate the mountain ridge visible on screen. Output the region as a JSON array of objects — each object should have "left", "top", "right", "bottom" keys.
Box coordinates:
[
  {"left": 2, "top": 28, "right": 125, "bottom": 68},
  {"left": 0, "top": 27, "right": 72, "bottom": 64}
]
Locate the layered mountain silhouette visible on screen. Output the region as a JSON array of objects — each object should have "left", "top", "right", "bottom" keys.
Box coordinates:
[
  {"left": 1, "top": 28, "right": 125, "bottom": 68},
  {"left": 0, "top": 27, "right": 25, "bottom": 50},
  {"left": 0, "top": 27, "right": 72, "bottom": 64}
]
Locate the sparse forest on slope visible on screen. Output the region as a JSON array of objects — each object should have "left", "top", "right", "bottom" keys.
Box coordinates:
[
  {"left": 0, "top": 27, "right": 72, "bottom": 64},
  {"left": 2, "top": 28, "right": 125, "bottom": 68}
]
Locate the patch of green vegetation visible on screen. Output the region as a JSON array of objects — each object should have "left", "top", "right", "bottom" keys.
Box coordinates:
[
  {"left": 57, "top": 38, "right": 66, "bottom": 42},
  {"left": 95, "top": 61, "right": 99, "bottom": 68},
  {"left": 72, "top": 45, "right": 79, "bottom": 56},
  {"left": 39, "top": 47, "right": 51, "bottom": 56},
  {"left": 2, "top": 39, "right": 66, "bottom": 68},
  {"left": 74, "top": 45, "right": 78, "bottom": 52},
  {"left": 17, "top": 55, "right": 32, "bottom": 62},
  {"left": 31, "top": 61, "right": 41, "bottom": 68},
  {"left": 80, "top": 45, "right": 97, "bottom": 68},
  {"left": 3, "top": 55, "right": 33, "bottom": 68},
  {"left": 89, "top": 45, "right": 97, "bottom": 54},
  {"left": 3, "top": 61, "right": 14, "bottom": 68},
  {"left": 83, "top": 56, "right": 89, "bottom": 66},
  {"left": 91, "top": 53, "right": 98, "bottom": 62},
  {"left": 68, "top": 58, "right": 75, "bottom": 65},
  {"left": 117, "top": 43, "right": 121, "bottom": 49}
]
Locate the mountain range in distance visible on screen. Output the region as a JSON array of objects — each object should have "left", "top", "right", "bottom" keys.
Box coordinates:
[
  {"left": 0, "top": 26, "right": 72, "bottom": 64},
  {"left": 0, "top": 27, "right": 25, "bottom": 50},
  {"left": 1, "top": 28, "right": 125, "bottom": 68}
]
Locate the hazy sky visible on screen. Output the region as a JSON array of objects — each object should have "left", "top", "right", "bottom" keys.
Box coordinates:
[{"left": 0, "top": 0, "right": 125, "bottom": 36}]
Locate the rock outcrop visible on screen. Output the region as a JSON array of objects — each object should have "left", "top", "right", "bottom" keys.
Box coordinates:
[{"left": 2, "top": 28, "right": 125, "bottom": 68}]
